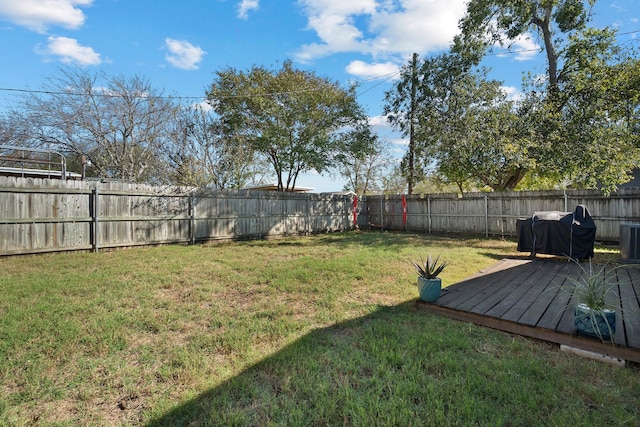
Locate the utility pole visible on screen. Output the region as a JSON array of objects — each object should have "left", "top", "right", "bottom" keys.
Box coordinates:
[{"left": 408, "top": 52, "right": 418, "bottom": 195}]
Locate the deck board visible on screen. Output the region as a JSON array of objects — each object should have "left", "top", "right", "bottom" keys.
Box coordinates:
[
  {"left": 500, "top": 260, "right": 564, "bottom": 324},
  {"left": 619, "top": 267, "right": 640, "bottom": 348},
  {"left": 418, "top": 258, "right": 640, "bottom": 364},
  {"left": 487, "top": 261, "right": 544, "bottom": 314},
  {"left": 536, "top": 281, "right": 572, "bottom": 331}
]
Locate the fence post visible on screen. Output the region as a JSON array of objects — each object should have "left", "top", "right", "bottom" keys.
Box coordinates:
[
  {"left": 428, "top": 195, "right": 432, "bottom": 234},
  {"left": 343, "top": 195, "right": 347, "bottom": 231},
  {"left": 91, "top": 187, "right": 99, "bottom": 252},
  {"left": 500, "top": 196, "right": 507, "bottom": 239},
  {"left": 307, "top": 194, "right": 311, "bottom": 235},
  {"left": 380, "top": 195, "right": 384, "bottom": 232},
  {"left": 564, "top": 190, "right": 568, "bottom": 212},
  {"left": 485, "top": 195, "right": 489, "bottom": 238},
  {"left": 189, "top": 192, "right": 195, "bottom": 245}
]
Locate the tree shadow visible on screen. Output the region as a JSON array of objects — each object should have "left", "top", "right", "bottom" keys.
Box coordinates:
[
  {"left": 238, "top": 230, "right": 476, "bottom": 253},
  {"left": 145, "top": 304, "right": 421, "bottom": 426},
  {"left": 477, "top": 251, "right": 532, "bottom": 261},
  {"left": 144, "top": 260, "right": 640, "bottom": 426}
]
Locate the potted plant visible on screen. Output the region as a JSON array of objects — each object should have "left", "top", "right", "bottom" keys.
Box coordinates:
[
  {"left": 565, "top": 261, "right": 622, "bottom": 342},
  {"left": 411, "top": 254, "right": 447, "bottom": 302}
]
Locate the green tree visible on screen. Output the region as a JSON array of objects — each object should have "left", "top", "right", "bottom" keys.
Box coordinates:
[
  {"left": 381, "top": 165, "right": 408, "bottom": 195},
  {"left": 430, "top": 64, "right": 535, "bottom": 192},
  {"left": 387, "top": 53, "right": 536, "bottom": 193},
  {"left": 453, "top": 0, "right": 594, "bottom": 90},
  {"left": 207, "top": 61, "right": 363, "bottom": 191},
  {"left": 383, "top": 53, "right": 421, "bottom": 194},
  {"left": 453, "top": 0, "right": 640, "bottom": 192},
  {"left": 549, "top": 28, "right": 640, "bottom": 191}
]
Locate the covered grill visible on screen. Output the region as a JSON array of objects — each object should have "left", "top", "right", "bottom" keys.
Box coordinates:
[{"left": 516, "top": 205, "right": 596, "bottom": 260}]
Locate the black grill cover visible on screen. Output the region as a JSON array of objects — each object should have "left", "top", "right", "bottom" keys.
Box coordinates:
[{"left": 516, "top": 205, "right": 596, "bottom": 259}]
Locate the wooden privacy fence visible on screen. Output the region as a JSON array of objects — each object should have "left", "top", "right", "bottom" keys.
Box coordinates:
[
  {"left": 362, "top": 189, "right": 640, "bottom": 243},
  {"left": 0, "top": 177, "right": 356, "bottom": 256},
  {"left": 2, "top": 177, "right": 640, "bottom": 256}
]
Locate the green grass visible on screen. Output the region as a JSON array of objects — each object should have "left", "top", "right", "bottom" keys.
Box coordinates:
[{"left": 0, "top": 232, "right": 637, "bottom": 426}]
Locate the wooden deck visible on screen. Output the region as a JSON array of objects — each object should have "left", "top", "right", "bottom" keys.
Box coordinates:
[{"left": 417, "top": 258, "right": 640, "bottom": 364}]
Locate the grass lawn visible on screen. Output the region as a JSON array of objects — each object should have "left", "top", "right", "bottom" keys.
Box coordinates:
[{"left": 0, "top": 231, "right": 637, "bottom": 426}]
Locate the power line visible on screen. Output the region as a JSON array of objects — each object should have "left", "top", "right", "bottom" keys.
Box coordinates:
[
  {"left": 0, "top": 74, "right": 400, "bottom": 102},
  {"left": 357, "top": 71, "right": 401, "bottom": 96},
  {"left": 357, "top": 70, "right": 402, "bottom": 82},
  {"left": 484, "top": 47, "right": 542, "bottom": 57},
  {"left": 0, "top": 83, "right": 378, "bottom": 101},
  {"left": 0, "top": 86, "right": 321, "bottom": 101},
  {"left": 618, "top": 29, "right": 640, "bottom": 36},
  {"left": 0, "top": 87, "right": 206, "bottom": 101}
]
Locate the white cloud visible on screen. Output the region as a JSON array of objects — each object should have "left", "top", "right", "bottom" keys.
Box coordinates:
[
  {"left": 346, "top": 60, "right": 399, "bottom": 79},
  {"left": 610, "top": 1, "right": 625, "bottom": 12},
  {"left": 368, "top": 0, "right": 467, "bottom": 56},
  {"left": 487, "top": 21, "right": 540, "bottom": 61},
  {"left": 509, "top": 34, "right": 540, "bottom": 61},
  {"left": 0, "top": 0, "right": 92, "bottom": 33},
  {"left": 38, "top": 35, "right": 101, "bottom": 65},
  {"left": 501, "top": 85, "right": 523, "bottom": 102},
  {"left": 192, "top": 100, "right": 213, "bottom": 112},
  {"left": 165, "top": 38, "right": 206, "bottom": 70},
  {"left": 238, "top": 0, "right": 259, "bottom": 20},
  {"left": 295, "top": 0, "right": 378, "bottom": 61},
  {"left": 368, "top": 114, "right": 390, "bottom": 128},
  {"left": 391, "top": 138, "right": 408, "bottom": 155},
  {"left": 295, "top": 0, "right": 467, "bottom": 62}
]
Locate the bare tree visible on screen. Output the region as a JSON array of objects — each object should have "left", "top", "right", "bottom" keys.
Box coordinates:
[
  {"left": 334, "top": 123, "right": 393, "bottom": 196},
  {"left": 167, "top": 103, "right": 263, "bottom": 189},
  {"left": 13, "top": 67, "right": 179, "bottom": 183},
  {"left": 0, "top": 111, "right": 38, "bottom": 148}
]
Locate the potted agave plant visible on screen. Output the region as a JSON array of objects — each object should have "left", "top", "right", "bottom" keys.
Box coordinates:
[
  {"left": 566, "top": 261, "right": 622, "bottom": 342},
  {"left": 412, "top": 254, "right": 447, "bottom": 302}
]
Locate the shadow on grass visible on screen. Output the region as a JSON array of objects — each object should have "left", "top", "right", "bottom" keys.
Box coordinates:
[
  {"left": 291, "top": 230, "right": 500, "bottom": 250},
  {"left": 148, "top": 302, "right": 512, "bottom": 426},
  {"left": 477, "top": 251, "right": 532, "bottom": 262},
  {"left": 145, "top": 304, "right": 422, "bottom": 426},
  {"left": 144, "top": 294, "right": 638, "bottom": 426},
  {"left": 237, "top": 230, "right": 413, "bottom": 249}
]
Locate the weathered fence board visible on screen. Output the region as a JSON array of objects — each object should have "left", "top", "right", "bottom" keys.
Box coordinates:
[
  {"left": 2, "top": 176, "right": 640, "bottom": 256},
  {"left": 0, "top": 177, "right": 355, "bottom": 255},
  {"left": 363, "top": 189, "right": 640, "bottom": 242}
]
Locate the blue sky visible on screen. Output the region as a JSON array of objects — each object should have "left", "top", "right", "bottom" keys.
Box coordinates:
[{"left": 0, "top": 0, "right": 638, "bottom": 192}]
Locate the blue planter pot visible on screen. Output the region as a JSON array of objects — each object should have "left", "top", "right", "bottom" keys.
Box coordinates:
[
  {"left": 574, "top": 303, "right": 616, "bottom": 341},
  {"left": 417, "top": 277, "right": 441, "bottom": 302}
]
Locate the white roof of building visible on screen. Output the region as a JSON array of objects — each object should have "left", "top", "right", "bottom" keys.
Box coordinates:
[
  {"left": 0, "top": 167, "right": 82, "bottom": 180},
  {"left": 243, "top": 184, "right": 314, "bottom": 192}
]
